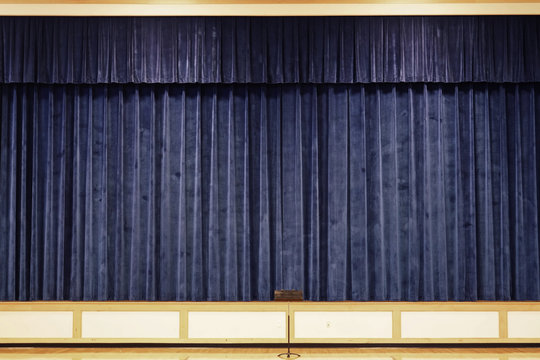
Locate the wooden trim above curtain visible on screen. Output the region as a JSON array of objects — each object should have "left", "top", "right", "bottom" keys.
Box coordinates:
[{"left": 1, "top": 2, "right": 540, "bottom": 16}]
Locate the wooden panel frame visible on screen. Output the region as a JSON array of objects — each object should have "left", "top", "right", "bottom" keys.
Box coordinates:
[
  {"left": 0, "top": 302, "right": 289, "bottom": 344},
  {"left": 288, "top": 302, "right": 540, "bottom": 344},
  {"left": 0, "top": 1, "right": 539, "bottom": 16},
  {"left": 0, "top": 302, "right": 539, "bottom": 344}
]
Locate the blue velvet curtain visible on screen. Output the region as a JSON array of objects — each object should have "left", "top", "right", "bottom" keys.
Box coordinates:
[
  {"left": 1, "top": 16, "right": 539, "bottom": 84},
  {"left": 1, "top": 83, "right": 539, "bottom": 301},
  {"left": 1, "top": 16, "right": 540, "bottom": 301}
]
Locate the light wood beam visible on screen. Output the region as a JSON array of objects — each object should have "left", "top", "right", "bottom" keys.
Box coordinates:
[{"left": 0, "top": 1, "right": 539, "bottom": 15}]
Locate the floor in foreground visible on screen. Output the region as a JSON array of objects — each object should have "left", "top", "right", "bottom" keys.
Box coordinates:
[{"left": 1, "top": 347, "right": 540, "bottom": 359}]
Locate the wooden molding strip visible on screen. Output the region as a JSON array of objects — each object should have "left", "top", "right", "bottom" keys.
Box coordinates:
[{"left": 0, "top": 3, "right": 539, "bottom": 16}]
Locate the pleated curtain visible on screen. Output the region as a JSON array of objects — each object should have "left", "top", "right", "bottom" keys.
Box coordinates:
[
  {"left": 1, "top": 17, "right": 540, "bottom": 84},
  {"left": 1, "top": 17, "right": 539, "bottom": 301}
]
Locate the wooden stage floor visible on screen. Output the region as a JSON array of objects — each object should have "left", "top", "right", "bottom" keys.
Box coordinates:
[{"left": 1, "top": 347, "right": 540, "bottom": 359}]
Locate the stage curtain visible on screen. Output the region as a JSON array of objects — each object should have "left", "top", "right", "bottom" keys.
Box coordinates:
[
  {"left": 1, "top": 83, "right": 539, "bottom": 301},
  {"left": 0, "top": 16, "right": 539, "bottom": 84}
]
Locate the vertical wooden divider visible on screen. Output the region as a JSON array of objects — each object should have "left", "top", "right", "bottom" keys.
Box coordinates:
[
  {"left": 287, "top": 302, "right": 291, "bottom": 344},
  {"left": 392, "top": 309, "right": 401, "bottom": 340},
  {"left": 73, "top": 309, "right": 82, "bottom": 339},
  {"left": 180, "top": 309, "right": 189, "bottom": 341},
  {"left": 499, "top": 310, "right": 508, "bottom": 339}
]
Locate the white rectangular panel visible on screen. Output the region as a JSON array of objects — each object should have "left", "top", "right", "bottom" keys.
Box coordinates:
[
  {"left": 401, "top": 311, "right": 499, "bottom": 338},
  {"left": 294, "top": 311, "right": 392, "bottom": 339},
  {"left": 0, "top": 311, "right": 73, "bottom": 338},
  {"left": 508, "top": 311, "right": 540, "bottom": 338},
  {"left": 188, "top": 312, "right": 286, "bottom": 339},
  {"left": 82, "top": 311, "right": 179, "bottom": 338}
]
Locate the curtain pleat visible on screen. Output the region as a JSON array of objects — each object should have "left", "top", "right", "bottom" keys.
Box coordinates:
[
  {"left": 1, "top": 83, "right": 539, "bottom": 301},
  {"left": 1, "top": 17, "right": 539, "bottom": 84}
]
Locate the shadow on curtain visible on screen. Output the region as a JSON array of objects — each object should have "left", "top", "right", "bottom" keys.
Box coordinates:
[{"left": 1, "top": 83, "right": 538, "bottom": 301}]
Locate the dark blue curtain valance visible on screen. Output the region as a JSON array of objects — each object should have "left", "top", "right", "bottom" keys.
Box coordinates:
[
  {"left": 1, "top": 16, "right": 539, "bottom": 84},
  {"left": 1, "top": 83, "right": 539, "bottom": 301}
]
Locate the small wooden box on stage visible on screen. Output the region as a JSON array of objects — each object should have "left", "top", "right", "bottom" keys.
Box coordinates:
[{"left": 274, "top": 290, "right": 303, "bottom": 301}]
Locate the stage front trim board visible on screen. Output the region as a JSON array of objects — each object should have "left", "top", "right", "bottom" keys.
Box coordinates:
[
  {"left": 0, "top": 302, "right": 539, "bottom": 344},
  {"left": 2, "top": 347, "right": 540, "bottom": 360}
]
